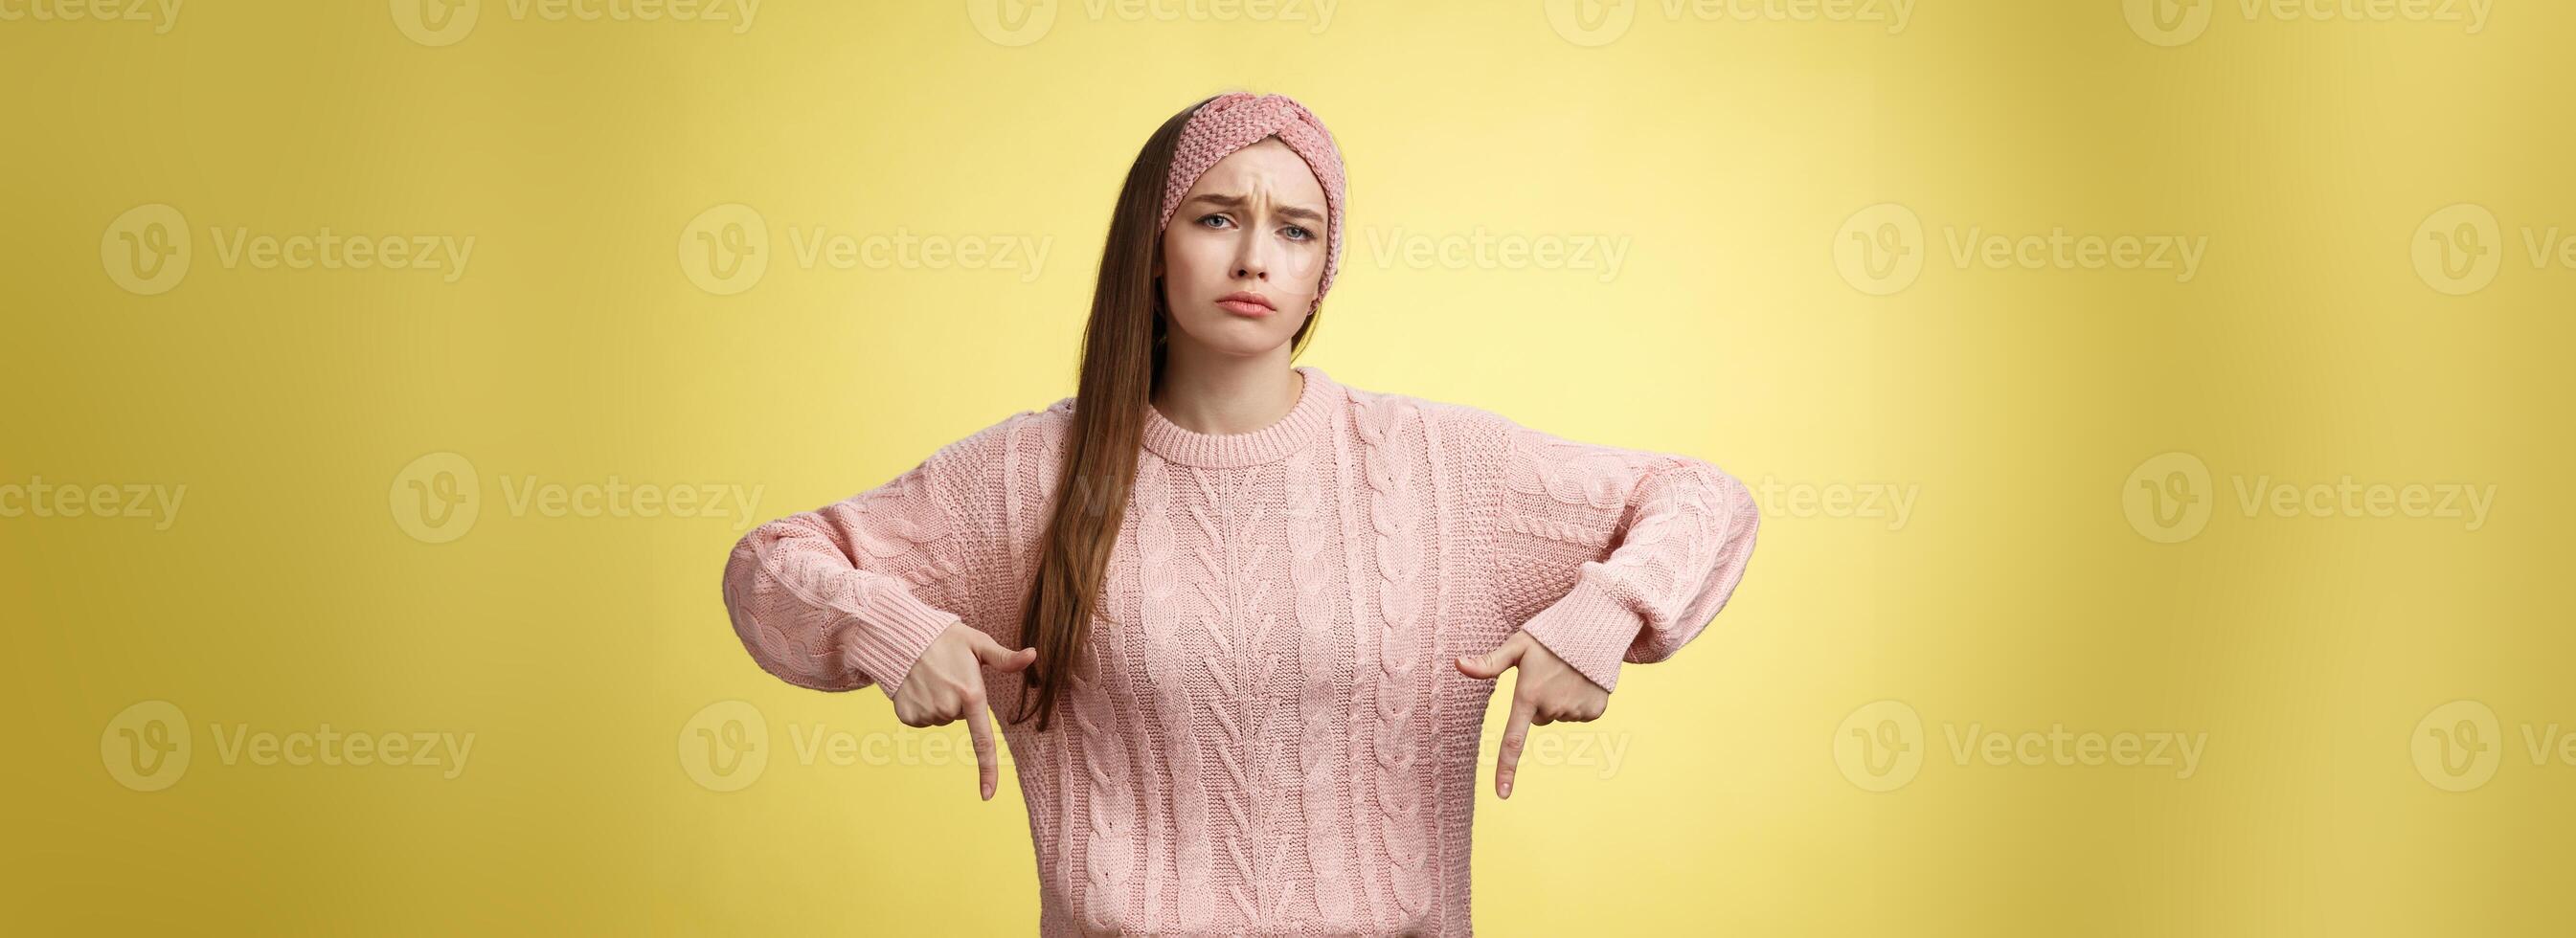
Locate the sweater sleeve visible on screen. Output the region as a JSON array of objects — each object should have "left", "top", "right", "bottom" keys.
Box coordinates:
[
  {"left": 720, "top": 416, "right": 1018, "bottom": 699},
  {"left": 1480, "top": 413, "right": 1761, "bottom": 693}
]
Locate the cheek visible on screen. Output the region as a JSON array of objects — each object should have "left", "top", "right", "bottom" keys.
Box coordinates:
[
  {"left": 1162, "top": 237, "right": 1222, "bottom": 292},
  {"left": 1160, "top": 230, "right": 1327, "bottom": 309},
  {"left": 1277, "top": 249, "right": 1325, "bottom": 302}
]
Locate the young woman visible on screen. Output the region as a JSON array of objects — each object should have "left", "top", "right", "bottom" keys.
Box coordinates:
[{"left": 720, "top": 91, "right": 1761, "bottom": 936}]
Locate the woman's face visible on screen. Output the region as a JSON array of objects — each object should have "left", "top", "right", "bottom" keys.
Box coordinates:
[{"left": 1156, "top": 137, "right": 1329, "bottom": 359}]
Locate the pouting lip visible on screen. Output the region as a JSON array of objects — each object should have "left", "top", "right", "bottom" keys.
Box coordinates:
[{"left": 1216, "top": 291, "right": 1276, "bottom": 310}]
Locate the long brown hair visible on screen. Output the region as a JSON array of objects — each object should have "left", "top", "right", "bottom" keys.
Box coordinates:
[{"left": 1003, "top": 94, "right": 1325, "bottom": 732}]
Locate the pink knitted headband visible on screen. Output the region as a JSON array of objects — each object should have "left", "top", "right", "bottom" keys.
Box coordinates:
[{"left": 1155, "top": 92, "right": 1349, "bottom": 302}]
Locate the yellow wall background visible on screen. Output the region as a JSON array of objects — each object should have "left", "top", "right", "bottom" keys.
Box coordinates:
[{"left": 8, "top": 1, "right": 2571, "bottom": 934}]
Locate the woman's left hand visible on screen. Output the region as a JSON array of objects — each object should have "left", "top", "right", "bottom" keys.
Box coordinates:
[{"left": 1455, "top": 629, "right": 1609, "bottom": 799}]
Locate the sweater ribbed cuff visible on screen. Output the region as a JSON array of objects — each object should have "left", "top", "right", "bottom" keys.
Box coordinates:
[
  {"left": 1516, "top": 574, "right": 1643, "bottom": 694},
  {"left": 841, "top": 586, "right": 960, "bottom": 700}
]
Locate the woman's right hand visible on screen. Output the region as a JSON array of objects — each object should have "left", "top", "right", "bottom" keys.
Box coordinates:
[{"left": 890, "top": 620, "right": 1038, "bottom": 801}]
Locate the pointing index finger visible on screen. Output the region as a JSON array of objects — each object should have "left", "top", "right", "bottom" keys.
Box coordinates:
[
  {"left": 966, "top": 683, "right": 999, "bottom": 801},
  {"left": 1497, "top": 694, "right": 1534, "bottom": 800}
]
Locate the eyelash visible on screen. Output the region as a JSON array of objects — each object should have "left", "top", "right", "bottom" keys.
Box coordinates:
[{"left": 1198, "top": 213, "right": 1314, "bottom": 241}]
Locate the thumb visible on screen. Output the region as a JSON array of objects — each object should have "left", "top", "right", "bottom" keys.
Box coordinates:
[
  {"left": 974, "top": 633, "right": 1040, "bottom": 672},
  {"left": 1455, "top": 635, "right": 1525, "bottom": 680}
]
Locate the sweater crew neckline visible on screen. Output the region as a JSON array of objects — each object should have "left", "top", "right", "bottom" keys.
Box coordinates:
[{"left": 1141, "top": 365, "right": 1340, "bottom": 469}]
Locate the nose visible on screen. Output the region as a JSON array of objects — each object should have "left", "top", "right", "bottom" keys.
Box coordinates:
[{"left": 1231, "top": 228, "right": 1272, "bottom": 282}]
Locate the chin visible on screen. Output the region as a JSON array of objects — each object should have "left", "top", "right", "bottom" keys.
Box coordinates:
[{"left": 1172, "top": 315, "right": 1299, "bottom": 356}]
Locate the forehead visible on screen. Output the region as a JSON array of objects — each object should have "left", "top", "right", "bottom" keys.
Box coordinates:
[{"left": 1184, "top": 137, "right": 1326, "bottom": 203}]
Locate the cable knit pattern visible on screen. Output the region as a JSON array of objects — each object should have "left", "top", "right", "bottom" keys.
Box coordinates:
[
  {"left": 1353, "top": 391, "right": 1434, "bottom": 923},
  {"left": 720, "top": 365, "right": 1760, "bottom": 936},
  {"left": 722, "top": 429, "right": 990, "bottom": 695},
  {"left": 1076, "top": 495, "right": 1137, "bottom": 933},
  {"left": 1489, "top": 418, "right": 1763, "bottom": 694}
]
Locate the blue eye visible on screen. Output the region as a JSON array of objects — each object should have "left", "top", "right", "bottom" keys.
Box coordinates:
[
  {"left": 1283, "top": 225, "right": 1313, "bottom": 241},
  {"left": 1197, "top": 214, "right": 1232, "bottom": 229}
]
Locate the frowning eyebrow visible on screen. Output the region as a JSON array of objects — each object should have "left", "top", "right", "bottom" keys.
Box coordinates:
[{"left": 1185, "top": 192, "right": 1326, "bottom": 228}]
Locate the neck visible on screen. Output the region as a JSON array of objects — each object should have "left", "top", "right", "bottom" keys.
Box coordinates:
[{"left": 1151, "top": 342, "right": 1305, "bottom": 436}]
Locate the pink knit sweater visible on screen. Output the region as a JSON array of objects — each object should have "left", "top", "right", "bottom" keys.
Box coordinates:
[{"left": 720, "top": 365, "right": 1760, "bottom": 936}]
